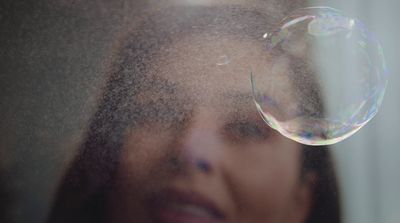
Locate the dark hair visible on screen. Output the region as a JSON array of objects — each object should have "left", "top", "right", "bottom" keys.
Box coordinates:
[{"left": 48, "top": 4, "right": 341, "bottom": 223}]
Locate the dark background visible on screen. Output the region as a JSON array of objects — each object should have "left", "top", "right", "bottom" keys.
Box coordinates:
[{"left": 0, "top": 1, "right": 148, "bottom": 222}]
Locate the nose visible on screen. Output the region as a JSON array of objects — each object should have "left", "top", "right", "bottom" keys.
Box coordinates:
[{"left": 174, "top": 107, "right": 224, "bottom": 175}]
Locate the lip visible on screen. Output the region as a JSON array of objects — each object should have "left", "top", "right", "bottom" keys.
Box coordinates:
[{"left": 148, "top": 188, "right": 226, "bottom": 223}]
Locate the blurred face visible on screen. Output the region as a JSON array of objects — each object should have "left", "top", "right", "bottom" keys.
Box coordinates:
[{"left": 105, "top": 34, "right": 313, "bottom": 223}]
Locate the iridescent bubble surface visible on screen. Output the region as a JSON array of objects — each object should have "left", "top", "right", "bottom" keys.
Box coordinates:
[{"left": 251, "top": 7, "right": 388, "bottom": 146}]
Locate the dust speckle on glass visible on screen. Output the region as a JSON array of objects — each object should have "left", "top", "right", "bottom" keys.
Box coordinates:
[{"left": 48, "top": 2, "right": 341, "bottom": 223}]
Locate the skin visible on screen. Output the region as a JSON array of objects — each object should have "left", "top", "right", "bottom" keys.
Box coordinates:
[{"left": 105, "top": 34, "right": 314, "bottom": 223}]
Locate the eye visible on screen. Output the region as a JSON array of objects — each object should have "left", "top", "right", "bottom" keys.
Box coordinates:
[{"left": 224, "top": 120, "right": 273, "bottom": 142}]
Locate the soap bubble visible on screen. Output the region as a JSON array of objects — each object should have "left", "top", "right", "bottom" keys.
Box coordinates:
[
  {"left": 216, "top": 55, "right": 231, "bottom": 66},
  {"left": 251, "top": 7, "right": 388, "bottom": 146}
]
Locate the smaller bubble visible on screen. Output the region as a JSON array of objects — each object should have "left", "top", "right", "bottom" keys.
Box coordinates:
[{"left": 216, "top": 55, "right": 231, "bottom": 66}]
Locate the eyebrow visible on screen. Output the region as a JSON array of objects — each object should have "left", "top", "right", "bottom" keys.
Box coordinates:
[
  {"left": 220, "top": 91, "right": 260, "bottom": 119},
  {"left": 225, "top": 88, "right": 285, "bottom": 111},
  {"left": 222, "top": 91, "right": 254, "bottom": 104}
]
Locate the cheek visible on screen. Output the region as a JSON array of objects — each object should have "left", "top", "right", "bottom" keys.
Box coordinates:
[
  {"left": 106, "top": 127, "right": 177, "bottom": 222},
  {"left": 115, "top": 127, "right": 176, "bottom": 192},
  {"left": 227, "top": 142, "right": 302, "bottom": 222}
]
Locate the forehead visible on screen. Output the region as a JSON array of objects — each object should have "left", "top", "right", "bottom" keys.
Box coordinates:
[{"left": 152, "top": 33, "right": 295, "bottom": 107}]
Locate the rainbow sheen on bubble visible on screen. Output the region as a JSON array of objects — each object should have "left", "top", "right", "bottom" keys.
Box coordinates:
[{"left": 251, "top": 7, "right": 388, "bottom": 146}]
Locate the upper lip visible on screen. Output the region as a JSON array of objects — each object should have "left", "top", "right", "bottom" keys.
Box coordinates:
[{"left": 148, "top": 187, "right": 226, "bottom": 221}]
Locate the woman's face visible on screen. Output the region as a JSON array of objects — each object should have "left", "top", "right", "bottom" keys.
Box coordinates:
[{"left": 105, "top": 34, "right": 313, "bottom": 223}]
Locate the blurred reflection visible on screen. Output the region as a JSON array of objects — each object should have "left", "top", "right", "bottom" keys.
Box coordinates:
[{"left": 48, "top": 3, "right": 340, "bottom": 223}]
